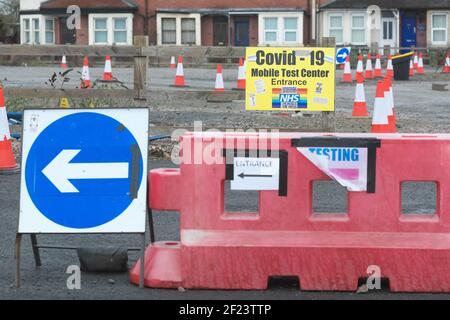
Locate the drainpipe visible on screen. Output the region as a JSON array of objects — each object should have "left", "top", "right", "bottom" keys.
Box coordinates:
[
  {"left": 144, "top": 0, "right": 149, "bottom": 36},
  {"left": 311, "top": 0, "right": 316, "bottom": 44}
]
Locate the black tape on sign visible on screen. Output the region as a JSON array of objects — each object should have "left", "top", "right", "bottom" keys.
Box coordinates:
[{"left": 77, "top": 247, "right": 128, "bottom": 273}]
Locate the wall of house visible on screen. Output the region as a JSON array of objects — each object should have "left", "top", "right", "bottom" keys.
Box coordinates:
[
  {"left": 75, "top": 15, "right": 89, "bottom": 45},
  {"left": 230, "top": 15, "right": 259, "bottom": 46},
  {"left": 201, "top": 15, "right": 214, "bottom": 46},
  {"left": 427, "top": 10, "right": 450, "bottom": 47},
  {"left": 147, "top": 0, "right": 309, "bottom": 45}
]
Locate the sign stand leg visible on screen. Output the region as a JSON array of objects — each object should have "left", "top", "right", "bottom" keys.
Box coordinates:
[
  {"left": 15, "top": 233, "right": 22, "bottom": 288},
  {"left": 139, "top": 233, "right": 145, "bottom": 289},
  {"left": 148, "top": 208, "right": 155, "bottom": 244},
  {"left": 30, "top": 234, "right": 42, "bottom": 267}
]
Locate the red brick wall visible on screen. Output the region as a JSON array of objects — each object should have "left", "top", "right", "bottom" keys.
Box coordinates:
[
  {"left": 54, "top": 17, "right": 60, "bottom": 44},
  {"left": 75, "top": 15, "right": 89, "bottom": 45}
]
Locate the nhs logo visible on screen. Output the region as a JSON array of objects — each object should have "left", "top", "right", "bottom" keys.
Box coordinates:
[{"left": 279, "top": 94, "right": 300, "bottom": 103}]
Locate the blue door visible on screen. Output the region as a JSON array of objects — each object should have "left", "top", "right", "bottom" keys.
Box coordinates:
[
  {"left": 401, "top": 14, "right": 416, "bottom": 52},
  {"left": 235, "top": 20, "right": 250, "bottom": 47}
]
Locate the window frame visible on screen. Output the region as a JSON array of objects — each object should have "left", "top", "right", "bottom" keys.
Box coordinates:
[
  {"left": 258, "top": 12, "right": 304, "bottom": 46},
  {"left": 350, "top": 13, "right": 366, "bottom": 45},
  {"left": 157, "top": 13, "right": 201, "bottom": 46},
  {"left": 112, "top": 17, "right": 128, "bottom": 44},
  {"left": 161, "top": 17, "right": 177, "bottom": 45},
  {"left": 431, "top": 12, "right": 448, "bottom": 45},
  {"left": 283, "top": 17, "right": 298, "bottom": 43},
  {"left": 88, "top": 14, "right": 133, "bottom": 46},
  {"left": 180, "top": 17, "right": 196, "bottom": 45},
  {"left": 328, "top": 13, "right": 344, "bottom": 45},
  {"left": 263, "top": 17, "right": 279, "bottom": 44},
  {"left": 45, "top": 18, "right": 55, "bottom": 44}
]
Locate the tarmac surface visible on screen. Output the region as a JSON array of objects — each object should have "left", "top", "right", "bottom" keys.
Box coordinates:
[{"left": 1, "top": 160, "right": 449, "bottom": 300}]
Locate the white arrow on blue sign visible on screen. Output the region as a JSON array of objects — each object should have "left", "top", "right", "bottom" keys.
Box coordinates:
[
  {"left": 336, "top": 47, "right": 351, "bottom": 64},
  {"left": 18, "top": 109, "right": 149, "bottom": 233}
]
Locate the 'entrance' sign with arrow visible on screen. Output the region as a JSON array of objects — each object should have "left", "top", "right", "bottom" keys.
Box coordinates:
[{"left": 231, "top": 157, "right": 280, "bottom": 191}]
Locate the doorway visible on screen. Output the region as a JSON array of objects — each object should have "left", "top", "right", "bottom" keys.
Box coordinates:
[
  {"left": 213, "top": 16, "right": 228, "bottom": 46},
  {"left": 381, "top": 18, "right": 396, "bottom": 54},
  {"left": 234, "top": 19, "right": 249, "bottom": 47},
  {"left": 401, "top": 13, "right": 416, "bottom": 50},
  {"left": 60, "top": 17, "right": 76, "bottom": 44}
]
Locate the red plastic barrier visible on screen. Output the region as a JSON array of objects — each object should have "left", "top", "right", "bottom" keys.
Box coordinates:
[{"left": 130, "top": 133, "right": 450, "bottom": 292}]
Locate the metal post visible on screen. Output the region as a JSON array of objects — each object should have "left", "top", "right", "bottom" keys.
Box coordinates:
[
  {"left": 15, "top": 233, "right": 22, "bottom": 288},
  {"left": 139, "top": 233, "right": 145, "bottom": 289},
  {"left": 30, "top": 234, "right": 42, "bottom": 267}
]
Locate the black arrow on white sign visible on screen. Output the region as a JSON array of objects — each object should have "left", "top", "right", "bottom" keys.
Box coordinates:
[{"left": 238, "top": 173, "right": 273, "bottom": 179}]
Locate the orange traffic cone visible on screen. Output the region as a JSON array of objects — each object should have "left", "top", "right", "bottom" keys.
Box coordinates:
[
  {"left": 169, "top": 56, "right": 176, "bottom": 69},
  {"left": 371, "top": 80, "right": 390, "bottom": 133},
  {"left": 352, "top": 72, "right": 369, "bottom": 117},
  {"left": 0, "top": 85, "right": 18, "bottom": 174},
  {"left": 386, "top": 55, "right": 394, "bottom": 79},
  {"left": 236, "top": 57, "right": 246, "bottom": 90},
  {"left": 365, "top": 53, "right": 373, "bottom": 79},
  {"left": 80, "top": 56, "right": 91, "bottom": 89},
  {"left": 102, "top": 55, "right": 113, "bottom": 81},
  {"left": 443, "top": 53, "right": 450, "bottom": 73},
  {"left": 374, "top": 53, "right": 383, "bottom": 78},
  {"left": 417, "top": 52, "right": 424, "bottom": 75},
  {"left": 342, "top": 55, "right": 352, "bottom": 83},
  {"left": 355, "top": 54, "right": 364, "bottom": 82},
  {"left": 173, "top": 55, "right": 185, "bottom": 87},
  {"left": 413, "top": 52, "right": 418, "bottom": 71},
  {"left": 60, "top": 55, "right": 68, "bottom": 69},
  {"left": 409, "top": 58, "right": 414, "bottom": 77},
  {"left": 214, "top": 64, "right": 224, "bottom": 91},
  {"left": 388, "top": 77, "right": 397, "bottom": 132},
  {"left": 383, "top": 77, "right": 397, "bottom": 133}
]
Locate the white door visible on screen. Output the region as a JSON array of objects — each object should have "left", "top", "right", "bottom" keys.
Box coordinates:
[{"left": 381, "top": 18, "right": 396, "bottom": 53}]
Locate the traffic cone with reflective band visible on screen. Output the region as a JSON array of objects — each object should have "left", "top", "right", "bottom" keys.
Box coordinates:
[
  {"left": 352, "top": 72, "right": 369, "bottom": 117},
  {"left": 388, "top": 77, "right": 397, "bottom": 132},
  {"left": 173, "top": 55, "right": 185, "bottom": 87},
  {"left": 383, "top": 77, "right": 397, "bottom": 133},
  {"left": 443, "top": 53, "right": 450, "bottom": 73},
  {"left": 0, "top": 85, "right": 18, "bottom": 173},
  {"left": 386, "top": 55, "right": 394, "bottom": 79},
  {"left": 342, "top": 55, "right": 352, "bottom": 83},
  {"left": 409, "top": 59, "right": 414, "bottom": 77},
  {"left": 355, "top": 54, "right": 364, "bottom": 82},
  {"left": 371, "top": 80, "right": 390, "bottom": 133},
  {"left": 102, "top": 55, "right": 113, "bottom": 81},
  {"left": 365, "top": 53, "right": 373, "bottom": 79},
  {"left": 214, "top": 64, "right": 225, "bottom": 91},
  {"left": 417, "top": 52, "right": 424, "bottom": 75},
  {"left": 80, "top": 56, "right": 91, "bottom": 89},
  {"left": 413, "top": 52, "right": 419, "bottom": 71},
  {"left": 60, "top": 55, "right": 68, "bottom": 69},
  {"left": 169, "top": 56, "right": 176, "bottom": 69},
  {"left": 236, "top": 57, "right": 246, "bottom": 90},
  {"left": 374, "top": 53, "right": 383, "bottom": 78}
]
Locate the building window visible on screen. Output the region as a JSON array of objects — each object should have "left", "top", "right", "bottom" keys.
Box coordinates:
[
  {"left": 33, "top": 18, "right": 40, "bottom": 44},
  {"left": 432, "top": 13, "right": 448, "bottom": 44},
  {"left": 329, "top": 15, "right": 343, "bottom": 44},
  {"left": 161, "top": 18, "right": 176, "bottom": 44},
  {"left": 94, "top": 18, "right": 108, "bottom": 44},
  {"left": 45, "top": 19, "right": 54, "bottom": 44},
  {"left": 383, "top": 20, "right": 393, "bottom": 40},
  {"left": 113, "top": 18, "right": 127, "bottom": 44},
  {"left": 351, "top": 15, "right": 365, "bottom": 44},
  {"left": 264, "top": 17, "right": 278, "bottom": 42},
  {"left": 23, "top": 19, "right": 31, "bottom": 44},
  {"left": 181, "top": 18, "right": 196, "bottom": 44},
  {"left": 284, "top": 17, "right": 298, "bottom": 42}
]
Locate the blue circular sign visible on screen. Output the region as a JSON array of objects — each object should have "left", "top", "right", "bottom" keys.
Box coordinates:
[
  {"left": 336, "top": 47, "right": 350, "bottom": 64},
  {"left": 25, "top": 112, "right": 143, "bottom": 229}
]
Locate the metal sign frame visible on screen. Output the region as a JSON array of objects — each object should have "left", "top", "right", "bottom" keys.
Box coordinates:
[{"left": 15, "top": 108, "right": 150, "bottom": 288}]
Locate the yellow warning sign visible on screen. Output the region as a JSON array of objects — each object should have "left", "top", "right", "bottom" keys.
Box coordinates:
[
  {"left": 59, "top": 97, "right": 70, "bottom": 108},
  {"left": 245, "top": 47, "right": 335, "bottom": 112}
]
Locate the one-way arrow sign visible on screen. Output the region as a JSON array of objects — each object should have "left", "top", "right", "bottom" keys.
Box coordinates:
[
  {"left": 42, "top": 149, "right": 129, "bottom": 193},
  {"left": 238, "top": 173, "right": 273, "bottom": 179}
]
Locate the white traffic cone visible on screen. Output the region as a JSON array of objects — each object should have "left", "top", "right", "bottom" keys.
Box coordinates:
[
  {"left": 214, "top": 64, "right": 224, "bottom": 91},
  {"left": 80, "top": 56, "right": 91, "bottom": 89}
]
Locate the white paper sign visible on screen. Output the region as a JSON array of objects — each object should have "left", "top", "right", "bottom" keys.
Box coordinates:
[
  {"left": 298, "top": 147, "right": 368, "bottom": 191},
  {"left": 231, "top": 157, "right": 280, "bottom": 191}
]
